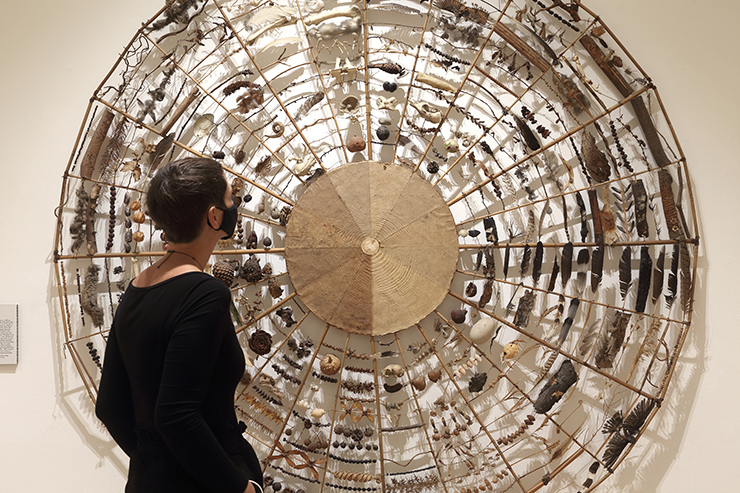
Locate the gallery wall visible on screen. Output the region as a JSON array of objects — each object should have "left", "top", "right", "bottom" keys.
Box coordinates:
[{"left": 0, "top": 0, "right": 736, "bottom": 491}]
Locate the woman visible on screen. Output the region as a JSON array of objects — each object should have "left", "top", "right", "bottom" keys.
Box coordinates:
[{"left": 96, "top": 157, "right": 263, "bottom": 493}]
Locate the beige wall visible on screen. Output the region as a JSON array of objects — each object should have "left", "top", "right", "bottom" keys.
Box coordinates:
[{"left": 0, "top": 0, "right": 736, "bottom": 490}]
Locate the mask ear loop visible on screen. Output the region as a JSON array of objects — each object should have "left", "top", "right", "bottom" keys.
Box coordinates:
[{"left": 248, "top": 480, "right": 264, "bottom": 493}]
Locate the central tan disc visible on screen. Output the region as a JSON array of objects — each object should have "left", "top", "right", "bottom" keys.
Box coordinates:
[{"left": 285, "top": 161, "right": 458, "bottom": 336}]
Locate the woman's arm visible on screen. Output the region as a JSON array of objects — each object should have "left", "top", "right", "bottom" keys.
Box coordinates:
[{"left": 96, "top": 325, "right": 138, "bottom": 457}]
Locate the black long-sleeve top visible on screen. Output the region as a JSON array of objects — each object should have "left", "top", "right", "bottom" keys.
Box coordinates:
[{"left": 96, "top": 271, "right": 260, "bottom": 492}]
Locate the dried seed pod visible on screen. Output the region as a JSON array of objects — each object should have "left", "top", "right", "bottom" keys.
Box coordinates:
[
  {"left": 268, "top": 278, "right": 283, "bottom": 299},
  {"left": 469, "top": 372, "right": 487, "bottom": 393},
  {"left": 132, "top": 211, "right": 146, "bottom": 223},
  {"left": 212, "top": 260, "right": 235, "bottom": 287},
  {"left": 412, "top": 375, "right": 426, "bottom": 391},
  {"left": 346, "top": 135, "right": 366, "bottom": 153},
  {"left": 428, "top": 368, "right": 442, "bottom": 382},
  {"left": 450, "top": 308, "right": 467, "bottom": 324},
  {"left": 132, "top": 231, "right": 145, "bottom": 242},
  {"left": 129, "top": 200, "right": 142, "bottom": 211},
  {"left": 465, "top": 282, "right": 477, "bottom": 298},
  {"left": 376, "top": 126, "right": 390, "bottom": 140},
  {"left": 470, "top": 318, "right": 497, "bottom": 345}
]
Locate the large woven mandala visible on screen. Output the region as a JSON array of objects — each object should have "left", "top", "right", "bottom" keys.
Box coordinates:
[{"left": 53, "top": 1, "right": 698, "bottom": 491}]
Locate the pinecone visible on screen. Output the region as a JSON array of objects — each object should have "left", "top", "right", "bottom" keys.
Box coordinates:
[
  {"left": 212, "top": 260, "right": 235, "bottom": 287},
  {"left": 240, "top": 256, "right": 263, "bottom": 283}
]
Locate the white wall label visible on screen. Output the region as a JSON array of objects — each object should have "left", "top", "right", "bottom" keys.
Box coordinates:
[{"left": 0, "top": 304, "right": 18, "bottom": 365}]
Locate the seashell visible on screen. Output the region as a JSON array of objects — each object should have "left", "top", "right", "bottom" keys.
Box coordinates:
[
  {"left": 267, "top": 121, "right": 284, "bottom": 138},
  {"left": 470, "top": 318, "right": 497, "bottom": 344},
  {"left": 339, "top": 95, "right": 359, "bottom": 112},
  {"left": 378, "top": 115, "right": 392, "bottom": 125},
  {"left": 444, "top": 139, "right": 459, "bottom": 153},
  {"left": 383, "top": 81, "right": 397, "bottom": 92},
  {"left": 297, "top": 399, "right": 310, "bottom": 409},
  {"left": 382, "top": 364, "right": 404, "bottom": 378},
  {"left": 193, "top": 114, "right": 215, "bottom": 138},
  {"left": 409, "top": 100, "right": 443, "bottom": 123},
  {"left": 376, "top": 126, "right": 390, "bottom": 141},
  {"left": 346, "top": 135, "right": 366, "bottom": 153},
  {"left": 132, "top": 231, "right": 145, "bottom": 242},
  {"left": 428, "top": 368, "right": 442, "bottom": 382},
  {"left": 451, "top": 308, "right": 467, "bottom": 324},
  {"left": 320, "top": 354, "right": 341, "bottom": 375},
  {"left": 311, "top": 408, "right": 326, "bottom": 419},
  {"left": 412, "top": 375, "right": 426, "bottom": 391},
  {"left": 132, "top": 211, "right": 146, "bottom": 224}
]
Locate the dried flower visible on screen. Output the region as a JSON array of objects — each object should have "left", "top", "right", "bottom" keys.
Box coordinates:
[{"left": 248, "top": 329, "right": 272, "bottom": 356}]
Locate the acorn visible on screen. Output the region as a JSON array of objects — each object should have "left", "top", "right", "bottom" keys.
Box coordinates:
[
  {"left": 376, "top": 126, "right": 390, "bottom": 141},
  {"left": 451, "top": 308, "right": 467, "bottom": 324},
  {"left": 383, "top": 81, "right": 397, "bottom": 92}
]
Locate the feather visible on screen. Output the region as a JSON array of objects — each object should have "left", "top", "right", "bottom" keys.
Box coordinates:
[
  {"left": 561, "top": 195, "right": 571, "bottom": 242},
  {"left": 579, "top": 319, "right": 601, "bottom": 358},
  {"left": 602, "top": 410, "right": 623, "bottom": 434},
  {"left": 520, "top": 244, "right": 532, "bottom": 277},
  {"left": 503, "top": 242, "right": 511, "bottom": 280},
  {"left": 601, "top": 185, "right": 620, "bottom": 246},
  {"left": 148, "top": 133, "right": 175, "bottom": 175},
  {"left": 602, "top": 433, "right": 629, "bottom": 470},
  {"left": 524, "top": 209, "right": 536, "bottom": 243},
  {"left": 634, "top": 318, "right": 662, "bottom": 364},
  {"left": 532, "top": 241, "right": 544, "bottom": 284},
  {"left": 591, "top": 247, "right": 604, "bottom": 293},
  {"left": 576, "top": 191, "right": 589, "bottom": 243},
  {"left": 619, "top": 247, "right": 632, "bottom": 301},
  {"left": 575, "top": 248, "right": 590, "bottom": 294},
  {"left": 665, "top": 243, "right": 679, "bottom": 309},
  {"left": 581, "top": 131, "right": 611, "bottom": 183},
  {"left": 557, "top": 298, "right": 580, "bottom": 348},
  {"left": 594, "top": 311, "right": 630, "bottom": 369},
  {"left": 513, "top": 289, "right": 536, "bottom": 328},
  {"left": 588, "top": 189, "right": 603, "bottom": 245},
  {"left": 610, "top": 182, "right": 634, "bottom": 237},
  {"left": 483, "top": 216, "right": 498, "bottom": 244},
  {"left": 560, "top": 242, "right": 573, "bottom": 289},
  {"left": 680, "top": 242, "right": 692, "bottom": 312},
  {"left": 633, "top": 179, "right": 649, "bottom": 238},
  {"left": 623, "top": 399, "right": 654, "bottom": 434},
  {"left": 538, "top": 198, "right": 550, "bottom": 239},
  {"left": 652, "top": 248, "right": 665, "bottom": 305},
  {"left": 635, "top": 246, "right": 652, "bottom": 313},
  {"left": 544, "top": 295, "right": 565, "bottom": 341},
  {"left": 547, "top": 257, "right": 559, "bottom": 292},
  {"left": 514, "top": 115, "right": 540, "bottom": 151},
  {"left": 295, "top": 92, "right": 324, "bottom": 121}
]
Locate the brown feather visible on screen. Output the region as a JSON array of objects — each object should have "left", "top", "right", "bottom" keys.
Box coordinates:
[
  {"left": 652, "top": 248, "right": 665, "bottom": 305},
  {"left": 595, "top": 311, "right": 630, "bottom": 369},
  {"left": 633, "top": 179, "right": 649, "bottom": 238},
  {"left": 635, "top": 246, "right": 652, "bottom": 313},
  {"left": 581, "top": 131, "right": 611, "bottom": 183},
  {"left": 560, "top": 242, "right": 573, "bottom": 289}
]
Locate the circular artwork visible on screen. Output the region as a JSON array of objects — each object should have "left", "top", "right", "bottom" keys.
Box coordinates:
[{"left": 53, "top": 1, "right": 699, "bottom": 492}]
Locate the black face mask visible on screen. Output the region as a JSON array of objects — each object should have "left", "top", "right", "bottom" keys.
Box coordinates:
[{"left": 209, "top": 197, "right": 238, "bottom": 239}]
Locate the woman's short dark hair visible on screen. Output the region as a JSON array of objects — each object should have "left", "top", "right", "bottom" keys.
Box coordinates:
[{"left": 146, "top": 157, "right": 228, "bottom": 244}]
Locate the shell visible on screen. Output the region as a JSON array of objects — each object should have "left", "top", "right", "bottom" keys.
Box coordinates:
[
  {"left": 311, "top": 408, "right": 326, "bottom": 419},
  {"left": 193, "top": 114, "right": 215, "bottom": 138},
  {"left": 444, "top": 139, "right": 460, "bottom": 153},
  {"left": 428, "top": 368, "right": 442, "bottom": 382},
  {"left": 346, "top": 135, "right": 366, "bottom": 153},
  {"left": 320, "top": 354, "right": 341, "bottom": 375},
  {"left": 340, "top": 95, "right": 360, "bottom": 112},
  {"left": 470, "top": 318, "right": 497, "bottom": 344},
  {"left": 378, "top": 115, "right": 392, "bottom": 125}
]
